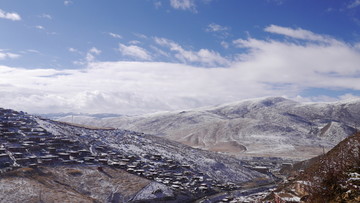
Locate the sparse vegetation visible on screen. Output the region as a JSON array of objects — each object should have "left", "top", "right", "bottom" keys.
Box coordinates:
[
  {"left": 267, "top": 133, "right": 360, "bottom": 202},
  {"left": 303, "top": 133, "right": 360, "bottom": 202},
  {"left": 66, "top": 168, "right": 83, "bottom": 176},
  {"left": 263, "top": 133, "right": 360, "bottom": 202}
]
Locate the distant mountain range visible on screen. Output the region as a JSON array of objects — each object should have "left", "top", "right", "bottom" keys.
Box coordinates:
[
  {"left": 57, "top": 97, "right": 360, "bottom": 160},
  {"left": 39, "top": 112, "right": 122, "bottom": 120}
]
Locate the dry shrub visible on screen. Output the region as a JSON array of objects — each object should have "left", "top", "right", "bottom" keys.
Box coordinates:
[{"left": 66, "top": 168, "right": 83, "bottom": 176}]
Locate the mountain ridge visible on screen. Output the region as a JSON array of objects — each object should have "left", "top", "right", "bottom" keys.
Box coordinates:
[{"left": 57, "top": 97, "right": 360, "bottom": 160}]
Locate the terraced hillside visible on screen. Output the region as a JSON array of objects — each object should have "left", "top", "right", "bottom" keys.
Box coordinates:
[{"left": 0, "top": 107, "right": 271, "bottom": 202}]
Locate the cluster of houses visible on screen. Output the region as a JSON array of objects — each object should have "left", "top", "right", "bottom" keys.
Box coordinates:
[
  {"left": 49, "top": 121, "right": 240, "bottom": 196},
  {"left": 0, "top": 108, "right": 238, "bottom": 198},
  {"left": 242, "top": 157, "right": 293, "bottom": 175},
  {"left": 0, "top": 108, "right": 90, "bottom": 171}
]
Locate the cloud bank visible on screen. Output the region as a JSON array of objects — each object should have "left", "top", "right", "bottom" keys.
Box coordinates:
[{"left": 1, "top": 25, "right": 360, "bottom": 114}]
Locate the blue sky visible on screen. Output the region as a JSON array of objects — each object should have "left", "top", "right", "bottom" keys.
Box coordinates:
[{"left": 1, "top": 0, "right": 360, "bottom": 114}]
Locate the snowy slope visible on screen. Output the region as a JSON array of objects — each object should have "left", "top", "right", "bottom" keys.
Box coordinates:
[
  {"left": 57, "top": 97, "right": 360, "bottom": 159},
  {"left": 37, "top": 119, "right": 268, "bottom": 185},
  {"left": 0, "top": 107, "right": 271, "bottom": 202}
]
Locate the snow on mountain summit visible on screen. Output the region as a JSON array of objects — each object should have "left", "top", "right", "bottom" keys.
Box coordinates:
[{"left": 57, "top": 97, "right": 360, "bottom": 160}]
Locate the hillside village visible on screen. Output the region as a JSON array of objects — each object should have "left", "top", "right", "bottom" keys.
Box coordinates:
[{"left": 0, "top": 107, "right": 275, "bottom": 202}]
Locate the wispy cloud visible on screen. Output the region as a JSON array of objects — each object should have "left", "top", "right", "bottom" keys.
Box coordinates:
[
  {"left": 34, "top": 25, "right": 57, "bottom": 35},
  {"left": 25, "top": 49, "right": 41, "bottom": 54},
  {"left": 0, "top": 9, "right": 21, "bottom": 21},
  {"left": 73, "top": 47, "right": 101, "bottom": 65},
  {"left": 108, "top": 32, "right": 122, "bottom": 39},
  {"left": 264, "top": 24, "right": 340, "bottom": 44},
  {"left": 118, "top": 43, "right": 152, "bottom": 60},
  {"left": 170, "top": 0, "right": 197, "bottom": 12},
  {"left": 150, "top": 45, "right": 170, "bottom": 58},
  {"left": 64, "top": 0, "right": 73, "bottom": 6},
  {"left": 348, "top": 0, "right": 360, "bottom": 8},
  {"left": 129, "top": 40, "right": 141, "bottom": 45},
  {"left": 0, "top": 50, "right": 20, "bottom": 60},
  {"left": 206, "top": 23, "right": 230, "bottom": 38},
  {"left": 35, "top": 25, "right": 45, "bottom": 30},
  {"left": 220, "top": 41, "right": 229, "bottom": 49},
  {"left": 86, "top": 47, "right": 101, "bottom": 62},
  {"left": 68, "top": 47, "right": 80, "bottom": 53},
  {"left": 39, "top": 14, "right": 52, "bottom": 20},
  {"left": 154, "top": 1, "right": 162, "bottom": 9},
  {"left": 134, "top": 33, "right": 147, "bottom": 39},
  {"left": 154, "top": 37, "right": 229, "bottom": 66},
  {"left": 266, "top": 0, "right": 285, "bottom": 5},
  {"left": 206, "top": 23, "right": 229, "bottom": 32}
]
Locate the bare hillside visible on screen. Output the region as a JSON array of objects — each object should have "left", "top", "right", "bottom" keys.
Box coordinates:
[{"left": 57, "top": 97, "right": 360, "bottom": 159}]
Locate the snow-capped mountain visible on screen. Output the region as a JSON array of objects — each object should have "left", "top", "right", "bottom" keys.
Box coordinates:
[{"left": 57, "top": 97, "right": 360, "bottom": 160}]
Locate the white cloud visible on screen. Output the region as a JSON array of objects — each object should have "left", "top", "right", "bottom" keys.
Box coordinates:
[
  {"left": 339, "top": 94, "right": 360, "bottom": 101},
  {"left": 89, "top": 47, "right": 101, "bottom": 55},
  {"left": 154, "top": 37, "right": 229, "bottom": 66},
  {"left": 0, "top": 9, "right": 21, "bottom": 21},
  {"left": 264, "top": 24, "right": 339, "bottom": 44},
  {"left": 25, "top": 49, "right": 41, "bottom": 54},
  {"left": 1, "top": 25, "right": 360, "bottom": 115},
  {"left": 0, "top": 62, "right": 249, "bottom": 114},
  {"left": 34, "top": 25, "right": 56, "bottom": 35},
  {"left": 86, "top": 47, "right": 101, "bottom": 62},
  {"left": 36, "top": 25, "right": 45, "bottom": 30},
  {"left": 150, "top": 45, "right": 170, "bottom": 58},
  {"left": 108, "top": 32, "right": 122, "bottom": 39},
  {"left": 68, "top": 47, "right": 80, "bottom": 53},
  {"left": 0, "top": 50, "right": 20, "bottom": 60},
  {"left": 348, "top": 0, "right": 360, "bottom": 8},
  {"left": 118, "top": 43, "right": 152, "bottom": 60},
  {"left": 73, "top": 47, "right": 101, "bottom": 65},
  {"left": 233, "top": 25, "right": 360, "bottom": 91},
  {"left": 221, "top": 41, "right": 229, "bottom": 49},
  {"left": 206, "top": 23, "right": 229, "bottom": 32},
  {"left": 134, "top": 33, "right": 147, "bottom": 39},
  {"left": 170, "top": 0, "right": 197, "bottom": 12},
  {"left": 39, "top": 14, "right": 52, "bottom": 19},
  {"left": 206, "top": 23, "right": 230, "bottom": 38},
  {"left": 64, "top": 1, "right": 73, "bottom": 6}
]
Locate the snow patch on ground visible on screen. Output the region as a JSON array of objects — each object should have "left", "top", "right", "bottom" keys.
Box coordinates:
[{"left": 133, "top": 182, "right": 174, "bottom": 201}]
